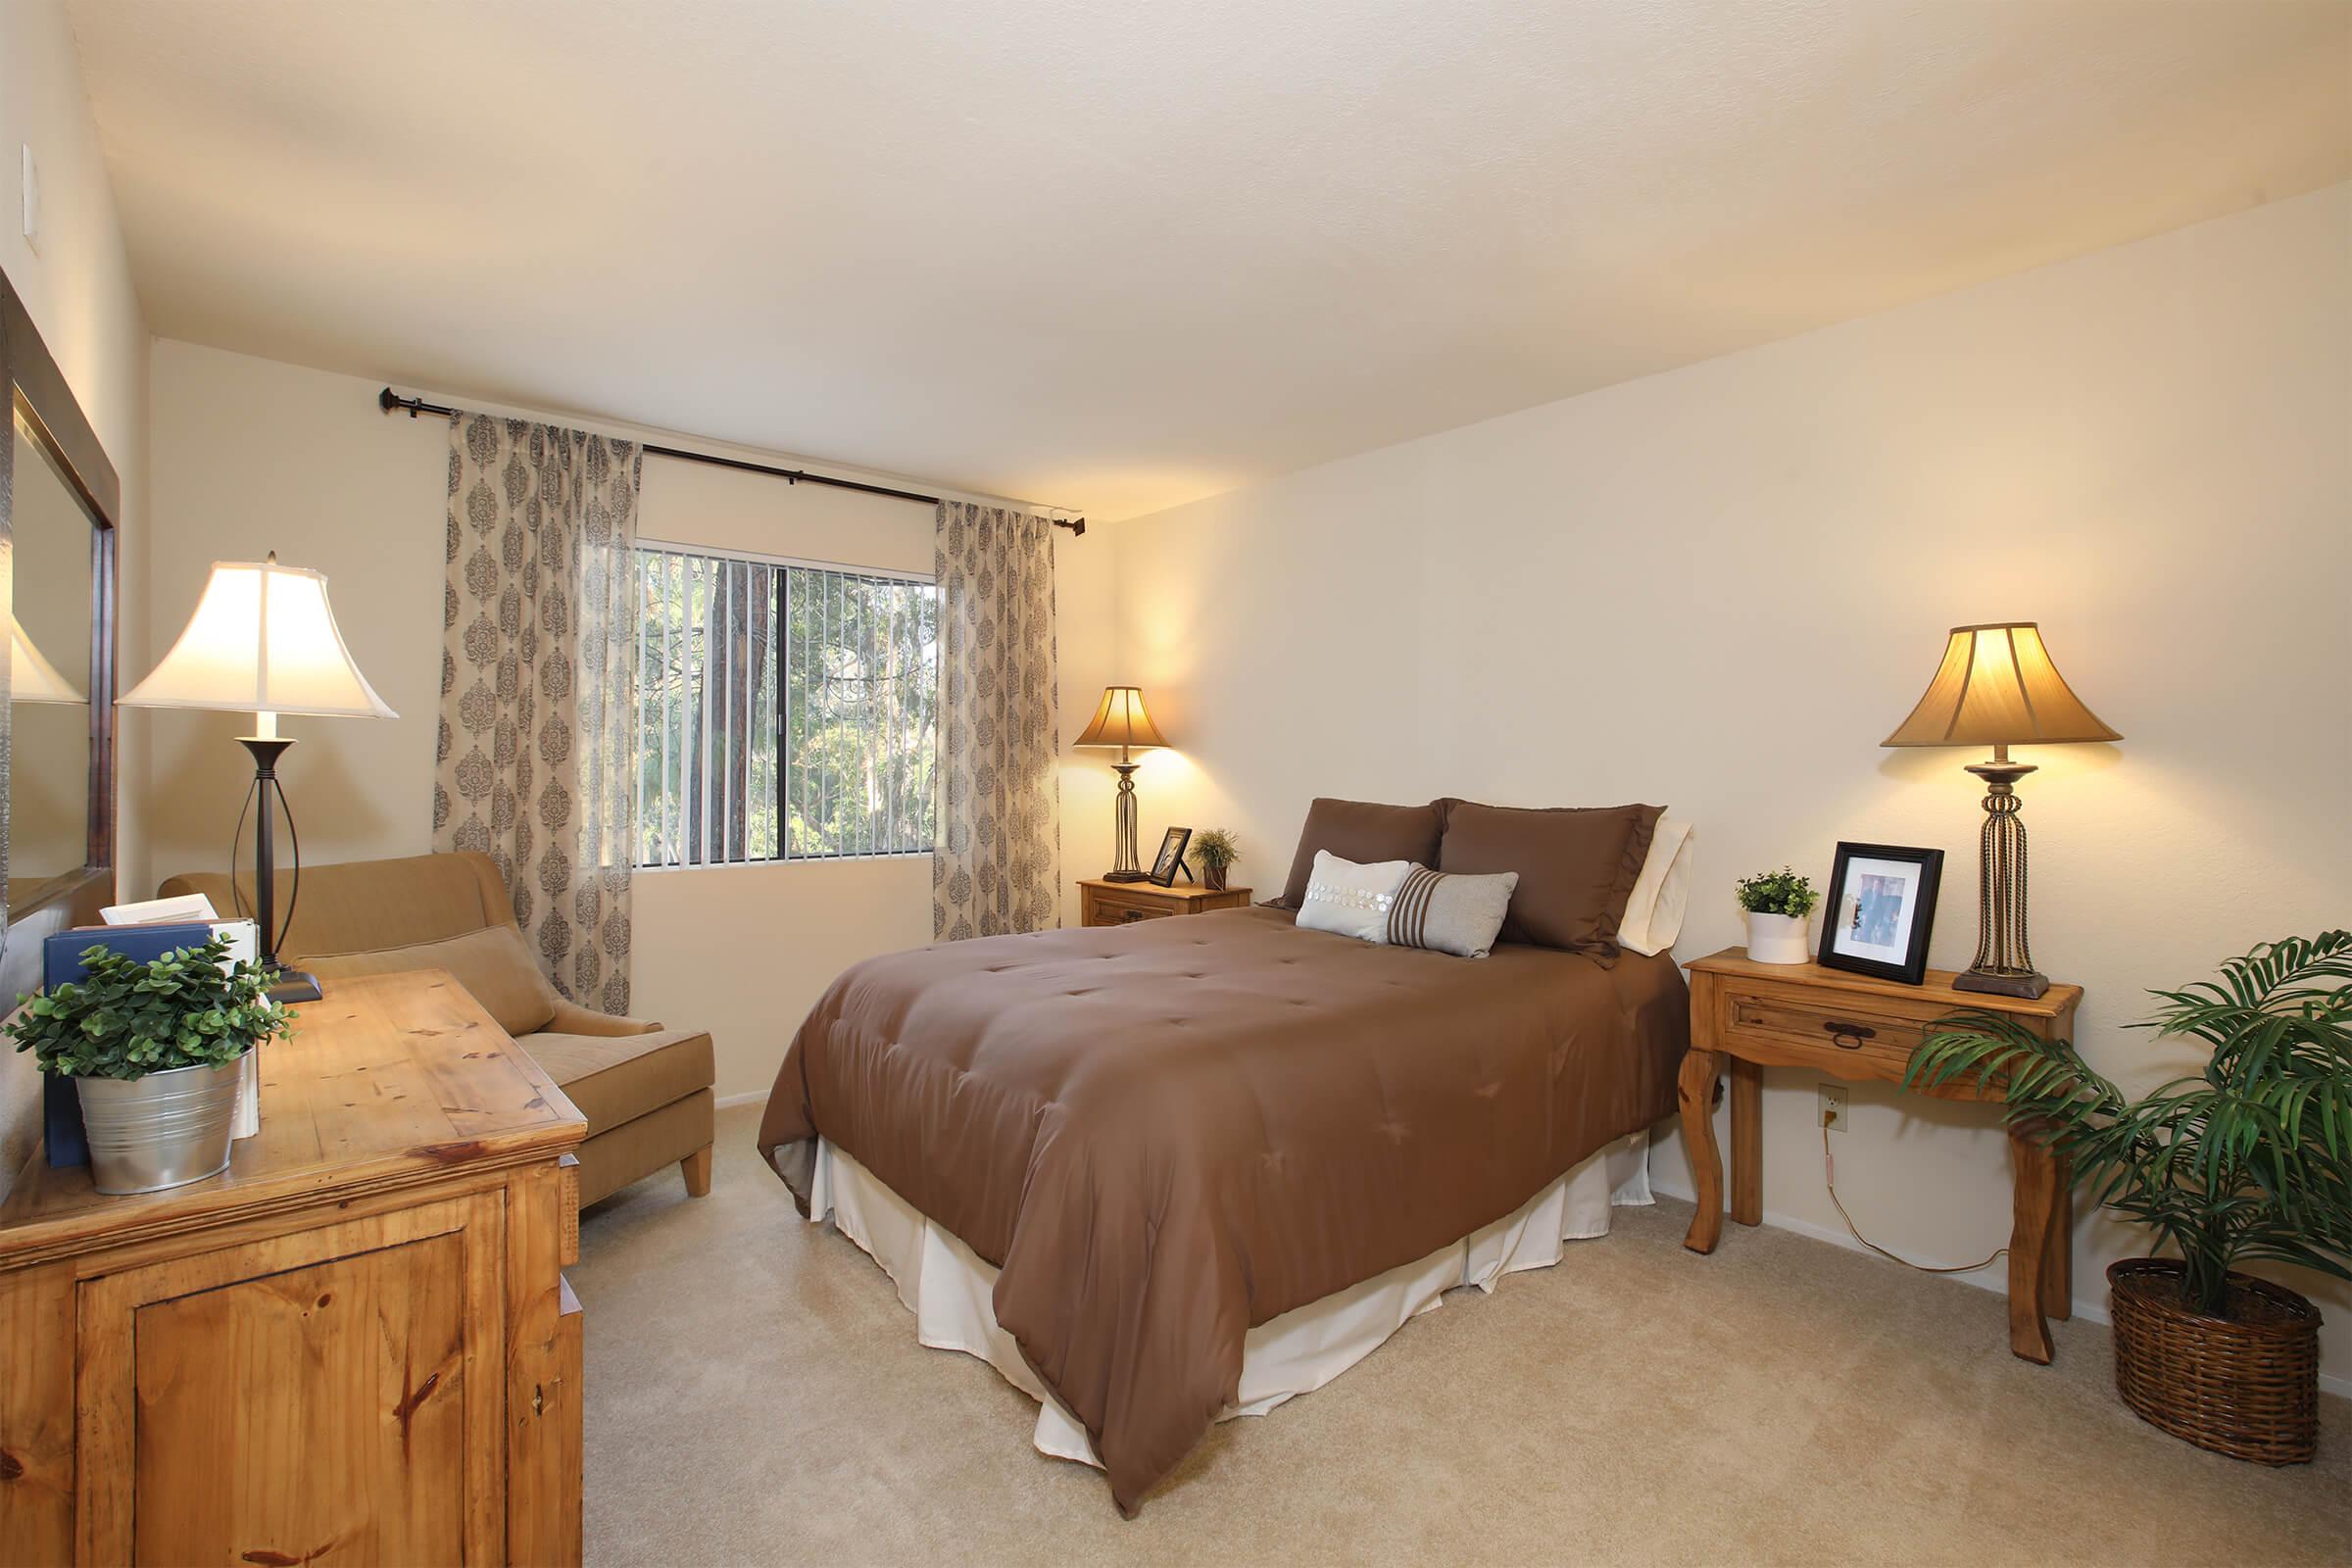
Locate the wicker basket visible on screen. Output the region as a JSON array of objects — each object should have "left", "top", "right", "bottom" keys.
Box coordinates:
[{"left": 2108, "top": 1258, "right": 2321, "bottom": 1464}]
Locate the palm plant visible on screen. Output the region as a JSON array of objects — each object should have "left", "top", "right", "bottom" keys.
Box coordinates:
[{"left": 1908, "top": 930, "right": 2352, "bottom": 1316}]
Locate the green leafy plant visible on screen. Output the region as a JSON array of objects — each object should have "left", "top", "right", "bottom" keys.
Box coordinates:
[
  {"left": 1190, "top": 829, "right": 1240, "bottom": 873},
  {"left": 7, "top": 935, "right": 295, "bottom": 1081},
  {"left": 1734, "top": 866, "right": 1817, "bottom": 918},
  {"left": 1909, "top": 930, "right": 2352, "bottom": 1316}
]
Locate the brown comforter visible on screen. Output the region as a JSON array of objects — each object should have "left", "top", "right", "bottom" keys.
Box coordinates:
[{"left": 758, "top": 906, "right": 1688, "bottom": 1514}]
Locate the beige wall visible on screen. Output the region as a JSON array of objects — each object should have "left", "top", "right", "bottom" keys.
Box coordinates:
[
  {"left": 0, "top": 0, "right": 151, "bottom": 1186},
  {"left": 1102, "top": 182, "right": 2352, "bottom": 1384},
  {"left": 140, "top": 340, "right": 1115, "bottom": 1100},
  {"left": 141, "top": 342, "right": 448, "bottom": 892}
]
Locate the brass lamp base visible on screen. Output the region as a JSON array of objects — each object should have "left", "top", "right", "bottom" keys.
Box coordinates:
[
  {"left": 1958, "top": 746, "right": 2048, "bottom": 1001},
  {"left": 1953, "top": 967, "right": 2049, "bottom": 1000},
  {"left": 1102, "top": 760, "right": 1150, "bottom": 882}
]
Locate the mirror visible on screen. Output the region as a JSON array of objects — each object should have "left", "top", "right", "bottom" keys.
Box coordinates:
[
  {"left": 8, "top": 408, "right": 96, "bottom": 910},
  {"left": 0, "top": 267, "right": 120, "bottom": 971}
]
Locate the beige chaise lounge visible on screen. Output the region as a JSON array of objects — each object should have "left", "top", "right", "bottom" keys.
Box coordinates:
[{"left": 161, "top": 852, "right": 713, "bottom": 1206}]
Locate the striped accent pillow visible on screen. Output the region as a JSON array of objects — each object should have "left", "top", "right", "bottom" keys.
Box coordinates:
[{"left": 1386, "top": 864, "right": 1518, "bottom": 958}]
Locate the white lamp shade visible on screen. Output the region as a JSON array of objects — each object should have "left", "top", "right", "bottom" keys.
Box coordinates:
[
  {"left": 10, "top": 614, "right": 86, "bottom": 705},
  {"left": 120, "top": 560, "right": 396, "bottom": 719}
]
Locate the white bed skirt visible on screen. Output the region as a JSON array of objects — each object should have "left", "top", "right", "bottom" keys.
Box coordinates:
[{"left": 802, "top": 1132, "right": 1653, "bottom": 1468}]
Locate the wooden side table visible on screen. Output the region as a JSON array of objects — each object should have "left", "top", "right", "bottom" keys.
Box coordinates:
[
  {"left": 1678, "top": 947, "right": 2083, "bottom": 1364},
  {"left": 1078, "top": 877, "right": 1252, "bottom": 928}
]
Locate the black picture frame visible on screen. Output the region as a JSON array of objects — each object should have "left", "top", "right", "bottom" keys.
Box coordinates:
[
  {"left": 1817, "top": 842, "right": 1944, "bottom": 986},
  {"left": 1149, "top": 827, "right": 1193, "bottom": 887}
]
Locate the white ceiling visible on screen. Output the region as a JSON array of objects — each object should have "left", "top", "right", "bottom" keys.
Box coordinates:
[{"left": 66, "top": 0, "right": 2352, "bottom": 521}]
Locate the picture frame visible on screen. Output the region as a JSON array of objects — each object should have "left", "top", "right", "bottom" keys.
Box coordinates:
[
  {"left": 1817, "top": 842, "right": 1944, "bottom": 986},
  {"left": 1149, "top": 827, "right": 1193, "bottom": 887}
]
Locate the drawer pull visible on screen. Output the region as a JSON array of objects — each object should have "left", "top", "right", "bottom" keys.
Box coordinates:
[
  {"left": 1821, "top": 1019, "right": 1876, "bottom": 1050},
  {"left": 1122, "top": 909, "right": 1150, "bottom": 922}
]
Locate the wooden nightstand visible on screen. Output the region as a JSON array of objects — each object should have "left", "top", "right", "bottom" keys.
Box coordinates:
[
  {"left": 1679, "top": 947, "right": 2084, "bottom": 1364},
  {"left": 1079, "top": 877, "right": 1253, "bottom": 927}
]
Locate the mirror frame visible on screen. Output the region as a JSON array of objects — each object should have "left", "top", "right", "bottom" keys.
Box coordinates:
[{"left": 0, "top": 266, "right": 121, "bottom": 962}]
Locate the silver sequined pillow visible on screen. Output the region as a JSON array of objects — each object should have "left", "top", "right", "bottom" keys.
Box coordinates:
[
  {"left": 1295, "top": 851, "right": 1414, "bottom": 944},
  {"left": 1296, "top": 851, "right": 1519, "bottom": 958}
]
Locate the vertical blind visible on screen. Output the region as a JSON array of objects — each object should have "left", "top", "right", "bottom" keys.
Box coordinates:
[{"left": 633, "top": 546, "right": 938, "bottom": 866}]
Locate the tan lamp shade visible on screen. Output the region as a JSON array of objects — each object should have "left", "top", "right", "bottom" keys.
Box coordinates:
[
  {"left": 10, "top": 613, "right": 86, "bottom": 705},
  {"left": 1883, "top": 622, "right": 2119, "bottom": 749},
  {"left": 120, "top": 558, "right": 396, "bottom": 720},
  {"left": 1073, "top": 685, "right": 1169, "bottom": 751}
]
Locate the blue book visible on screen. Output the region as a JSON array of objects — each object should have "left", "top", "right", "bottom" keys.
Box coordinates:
[{"left": 39, "top": 923, "right": 220, "bottom": 1168}]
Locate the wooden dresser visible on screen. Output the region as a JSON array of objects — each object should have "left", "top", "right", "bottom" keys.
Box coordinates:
[
  {"left": 0, "top": 969, "right": 588, "bottom": 1567},
  {"left": 1078, "top": 877, "right": 1253, "bottom": 927}
]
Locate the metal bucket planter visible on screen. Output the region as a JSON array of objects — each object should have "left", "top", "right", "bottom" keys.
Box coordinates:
[{"left": 75, "top": 1054, "right": 246, "bottom": 1195}]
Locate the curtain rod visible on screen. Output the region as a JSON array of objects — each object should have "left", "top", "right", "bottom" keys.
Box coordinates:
[{"left": 377, "top": 387, "right": 1084, "bottom": 535}]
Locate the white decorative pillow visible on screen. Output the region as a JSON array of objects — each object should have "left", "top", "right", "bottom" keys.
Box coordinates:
[
  {"left": 1297, "top": 851, "right": 1519, "bottom": 959},
  {"left": 1618, "top": 815, "right": 1694, "bottom": 957},
  {"left": 1297, "top": 851, "right": 1413, "bottom": 944}
]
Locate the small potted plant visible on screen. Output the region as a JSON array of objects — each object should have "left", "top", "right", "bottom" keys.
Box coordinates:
[
  {"left": 8, "top": 934, "right": 294, "bottom": 1195},
  {"left": 1911, "top": 930, "right": 2349, "bottom": 1464},
  {"left": 1734, "top": 866, "right": 1817, "bottom": 964},
  {"left": 1191, "top": 828, "right": 1240, "bottom": 892}
]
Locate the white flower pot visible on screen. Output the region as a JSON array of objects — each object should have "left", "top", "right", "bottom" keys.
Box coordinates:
[{"left": 1745, "top": 910, "right": 1812, "bottom": 965}]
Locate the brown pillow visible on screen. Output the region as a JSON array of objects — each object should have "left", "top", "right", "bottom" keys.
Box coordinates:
[
  {"left": 1274, "top": 798, "right": 1447, "bottom": 910},
  {"left": 1436, "top": 801, "right": 1664, "bottom": 956},
  {"left": 304, "top": 924, "right": 561, "bottom": 1038}
]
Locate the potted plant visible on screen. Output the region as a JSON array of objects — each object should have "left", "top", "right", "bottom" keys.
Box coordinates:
[
  {"left": 1910, "top": 930, "right": 2349, "bottom": 1464},
  {"left": 7, "top": 934, "right": 295, "bottom": 1195},
  {"left": 1735, "top": 866, "right": 1817, "bottom": 964},
  {"left": 1191, "top": 828, "right": 1240, "bottom": 893}
]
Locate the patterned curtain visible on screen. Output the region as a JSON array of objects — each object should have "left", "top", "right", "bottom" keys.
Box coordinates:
[
  {"left": 435, "top": 414, "right": 643, "bottom": 1012},
  {"left": 933, "top": 502, "right": 1061, "bottom": 940}
]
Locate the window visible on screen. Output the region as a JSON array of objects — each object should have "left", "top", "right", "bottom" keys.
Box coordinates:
[{"left": 633, "top": 545, "right": 937, "bottom": 866}]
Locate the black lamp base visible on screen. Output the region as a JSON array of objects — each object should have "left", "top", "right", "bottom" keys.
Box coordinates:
[
  {"left": 266, "top": 966, "right": 323, "bottom": 1004},
  {"left": 1101, "top": 870, "right": 1151, "bottom": 883}
]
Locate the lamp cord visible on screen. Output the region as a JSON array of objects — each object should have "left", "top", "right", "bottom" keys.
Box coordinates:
[{"left": 1823, "top": 1124, "right": 2006, "bottom": 1276}]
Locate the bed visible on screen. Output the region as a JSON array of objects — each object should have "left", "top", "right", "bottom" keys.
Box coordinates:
[{"left": 758, "top": 901, "right": 1689, "bottom": 1515}]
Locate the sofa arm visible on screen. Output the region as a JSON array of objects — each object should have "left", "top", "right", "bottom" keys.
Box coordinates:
[{"left": 543, "top": 997, "right": 664, "bottom": 1037}]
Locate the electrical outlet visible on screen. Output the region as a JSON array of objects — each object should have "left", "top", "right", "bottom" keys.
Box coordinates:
[{"left": 1818, "top": 1083, "right": 1847, "bottom": 1131}]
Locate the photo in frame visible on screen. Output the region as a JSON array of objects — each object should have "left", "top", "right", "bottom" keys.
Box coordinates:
[
  {"left": 1149, "top": 827, "right": 1194, "bottom": 887},
  {"left": 1817, "top": 842, "right": 1943, "bottom": 985}
]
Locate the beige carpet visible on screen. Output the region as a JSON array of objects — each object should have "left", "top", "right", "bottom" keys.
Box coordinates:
[{"left": 571, "top": 1104, "right": 2348, "bottom": 1566}]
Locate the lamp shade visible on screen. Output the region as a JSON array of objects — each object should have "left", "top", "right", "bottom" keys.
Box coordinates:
[
  {"left": 10, "top": 613, "right": 86, "bottom": 705},
  {"left": 1883, "top": 622, "right": 2118, "bottom": 749},
  {"left": 1073, "top": 686, "right": 1169, "bottom": 751},
  {"left": 120, "top": 559, "right": 396, "bottom": 719}
]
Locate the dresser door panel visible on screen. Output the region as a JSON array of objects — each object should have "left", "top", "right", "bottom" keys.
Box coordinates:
[{"left": 76, "top": 1197, "right": 507, "bottom": 1567}]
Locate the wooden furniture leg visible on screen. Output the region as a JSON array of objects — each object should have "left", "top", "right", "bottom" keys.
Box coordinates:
[
  {"left": 1678, "top": 1050, "right": 1726, "bottom": 1253},
  {"left": 2006, "top": 1129, "right": 2061, "bottom": 1364},
  {"left": 682, "top": 1144, "right": 713, "bottom": 1198},
  {"left": 1729, "top": 1058, "right": 1763, "bottom": 1227},
  {"left": 2042, "top": 1157, "right": 2073, "bottom": 1320}
]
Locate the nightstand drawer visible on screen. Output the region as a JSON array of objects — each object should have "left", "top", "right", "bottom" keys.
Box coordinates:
[
  {"left": 1716, "top": 983, "right": 1934, "bottom": 1084},
  {"left": 1086, "top": 892, "right": 1174, "bottom": 927}
]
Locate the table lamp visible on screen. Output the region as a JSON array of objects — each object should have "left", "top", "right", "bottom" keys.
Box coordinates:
[
  {"left": 1073, "top": 686, "right": 1169, "bottom": 882},
  {"left": 120, "top": 555, "right": 396, "bottom": 1000},
  {"left": 11, "top": 613, "right": 88, "bottom": 705},
  {"left": 1883, "top": 621, "right": 2119, "bottom": 999}
]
